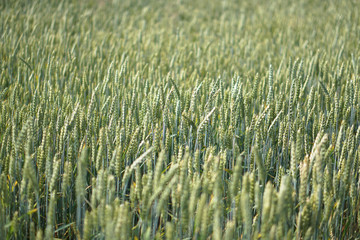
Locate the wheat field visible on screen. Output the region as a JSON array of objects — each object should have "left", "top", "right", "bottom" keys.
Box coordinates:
[{"left": 0, "top": 0, "right": 360, "bottom": 239}]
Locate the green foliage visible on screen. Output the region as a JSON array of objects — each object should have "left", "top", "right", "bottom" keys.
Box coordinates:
[{"left": 0, "top": 0, "right": 360, "bottom": 239}]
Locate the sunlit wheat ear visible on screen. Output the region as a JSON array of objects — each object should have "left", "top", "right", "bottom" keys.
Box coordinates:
[{"left": 45, "top": 192, "right": 56, "bottom": 239}]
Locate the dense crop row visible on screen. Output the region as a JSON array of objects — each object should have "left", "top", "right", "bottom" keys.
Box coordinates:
[{"left": 1, "top": 0, "right": 360, "bottom": 239}]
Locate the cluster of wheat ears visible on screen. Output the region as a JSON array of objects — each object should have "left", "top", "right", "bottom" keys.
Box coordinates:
[{"left": 0, "top": 0, "right": 360, "bottom": 239}]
